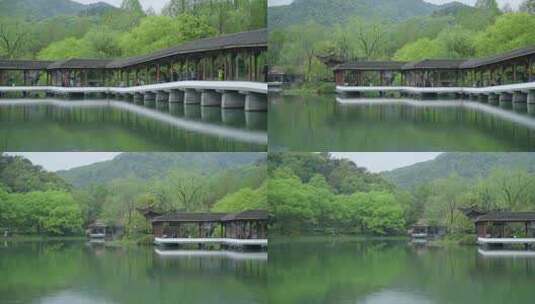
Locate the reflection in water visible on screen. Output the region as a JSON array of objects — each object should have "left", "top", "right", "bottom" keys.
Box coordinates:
[
  {"left": 270, "top": 95, "right": 535, "bottom": 151},
  {"left": 268, "top": 238, "right": 535, "bottom": 304},
  {"left": 0, "top": 241, "right": 267, "bottom": 304},
  {"left": 154, "top": 248, "right": 268, "bottom": 261},
  {"left": 0, "top": 99, "right": 267, "bottom": 151}
]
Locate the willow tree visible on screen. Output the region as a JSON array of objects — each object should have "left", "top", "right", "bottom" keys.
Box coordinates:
[{"left": 120, "top": 0, "right": 144, "bottom": 15}]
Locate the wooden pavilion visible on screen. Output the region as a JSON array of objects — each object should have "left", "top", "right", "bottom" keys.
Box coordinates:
[
  {"left": 334, "top": 45, "right": 535, "bottom": 87},
  {"left": 475, "top": 212, "right": 535, "bottom": 240}
]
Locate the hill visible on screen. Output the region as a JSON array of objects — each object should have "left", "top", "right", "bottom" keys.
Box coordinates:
[
  {"left": 383, "top": 153, "right": 535, "bottom": 189},
  {"left": 268, "top": 0, "right": 466, "bottom": 28},
  {"left": 0, "top": 0, "right": 117, "bottom": 20},
  {"left": 0, "top": 153, "right": 71, "bottom": 193},
  {"left": 58, "top": 152, "right": 266, "bottom": 188}
]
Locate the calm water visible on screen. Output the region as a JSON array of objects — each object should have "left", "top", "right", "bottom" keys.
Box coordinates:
[
  {"left": 0, "top": 241, "right": 267, "bottom": 304},
  {"left": 269, "top": 94, "right": 535, "bottom": 151},
  {"left": 269, "top": 238, "right": 535, "bottom": 304},
  {"left": 0, "top": 99, "right": 267, "bottom": 151}
]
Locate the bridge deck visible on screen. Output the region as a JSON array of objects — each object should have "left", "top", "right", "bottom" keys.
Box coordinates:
[
  {"left": 478, "top": 237, "right": 535, "bottom": 244},
  {"left": 337, "top": 81, "right": 535, "bottom": 94},
  {"left": 0, "top": 81, "right": 267, "bottom": 95}
]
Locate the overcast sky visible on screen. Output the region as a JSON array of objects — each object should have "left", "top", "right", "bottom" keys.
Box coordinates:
[
  {"left": 268, "top": 0, "right": 523, "bottom": 8},
  {"left": 7, "top": 152, "right": 441, "bottom": 172},
  {"left": 8, "top": 153, "right": 121, "bottom": 172},
  {"left": 330, "top": 152, "right": 442, "bottom": 173}
]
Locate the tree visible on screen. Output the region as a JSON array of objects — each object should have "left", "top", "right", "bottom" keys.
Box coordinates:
[
  {"left": 520, "top": 0, "right": 535, "bottom": 14},
  {"left": 212, "top": 183, "right": 267, "bottom": 212},
  {"left": 0, "top": 18, "right": 32, "bottom": 59},
  {"left": 475, "top": 0, "right": 500, "bottom": 13},
  {"left": 120, "top": 0, "right": 144, "bottom": 16},
  {"left": 346, "top": 18, "right": 386, "bottom": 60},
  {"left": 393, "top": 38, "right": 443, "bottom": 61},
  {"left": 474, "top": 13, "right": 535, "bottom": 56},
  {"left": 169, "top": 171, "right": 207, "bottom": 212},
  {"left": 118, "top": 15, "right": 216, "bottom": 56}
]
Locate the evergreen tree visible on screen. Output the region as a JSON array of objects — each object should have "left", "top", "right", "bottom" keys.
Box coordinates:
[
  {"left": 120, "top": 0, "right": 144, "bottom": 15},
  {"left": 475, "top": 0, "right": 500, "bottom": 12}
]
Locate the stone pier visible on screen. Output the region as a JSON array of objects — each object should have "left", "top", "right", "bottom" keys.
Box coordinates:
[
  {"left": 169, "top": 90, "right": 183, "bottom": 103},
  {"left": 499, "top": 92, "right": 512, "bottom": 103},
  {"left": 529, "top": 90, "right": 535, "bottom": 104},
  {"left": 513, "top": 91, "right": 527, "bottom": 103},
  {"left": 184, "top": 89, "right": 201, "bottom": 104},
  {"left": 133, "top": 93, "right": 143, "bottom": 103},
  {"left": 156, "top": 91, "right": 169, "bottom": 102},
  {"left": 144, "top": 92, "right": 156, "bottom": 102},
  {"left": 488, "top": 93, "right": 499, "bottom": 104},
  {"left": 245, "top": 92, "right": 267, "bottom": 112},
  {"left": 200, "top": 90, "right": 221, "bottom": 107},
  {"left": 221, "top": 91, "right": 245, "bottom": 109}
]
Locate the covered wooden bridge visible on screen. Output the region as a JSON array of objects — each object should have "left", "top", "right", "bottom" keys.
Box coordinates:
[
  {"left": 475, "top": 212, "right": 535, "bottom": 246},
  {"left": 0, "top": 29, "right": 268, "bottom": 111},
  {"left": 334, "top": 46, "right": 535, "bottom": 102},
  {"left": 151, "top": 210, "right": 268, "bottom": 248}
]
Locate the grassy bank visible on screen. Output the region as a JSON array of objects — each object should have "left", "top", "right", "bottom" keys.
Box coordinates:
[
  {"left": 0, "top": 235, "right": 86, "bottom": 242},
  {"left": 428, "top": 234, "right": 478, "bottom": 247}
]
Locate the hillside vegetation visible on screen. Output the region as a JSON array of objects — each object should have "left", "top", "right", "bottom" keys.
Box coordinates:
[
  {"left": 269, "top": 0, "right": 535, "bottom": 88},
  {"left": 0, "top": 0, "right": 266, "bottom": 60},
  {"left": 0, "top": 152, "right": 267, "bottom": 237}
]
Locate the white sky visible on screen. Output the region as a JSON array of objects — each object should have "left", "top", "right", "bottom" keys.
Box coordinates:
[
  {"left": 7, "top": 152, "right": 121, "bottom": 171},
  {"left": 73, "top": 0, "right": 168, "bottom": 12},
  {"left": 330, "top": 152, "right": 442, "bottom": 173},
  {"left": 268, "top": 0, "right": 522, "bottom": 8}
]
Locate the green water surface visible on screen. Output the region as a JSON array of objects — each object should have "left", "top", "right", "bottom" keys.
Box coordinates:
[
  {"left": 269, "top": 95, "right": 535, "bottom": 151},
  {"left": 0, "top": 99, "right": 267, "bottom": 152},
  {"left": 268, "top": 238, "right": 535, "bottom": 304},
  {"left": 0, "top": 241, "right": 267, "bottom": 304}
]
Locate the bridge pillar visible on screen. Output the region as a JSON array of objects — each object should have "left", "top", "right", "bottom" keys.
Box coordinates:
[
  {"left": 156, "top": 91, "right": 169, "bottom": 102},
  {"left": 201, "top": 90, "right": 221, "bottom": 107},
  {"left": 478, "top": 94, "right": 488, "bottom": 103},
  {"left": 133, "top": 92, "right": 143, "bottom": 103},
  {"left": 184, "top": 89, "right": 201, "bottom": 104},
  {"left": 169, "top": 90, "right": 183, "bottom": 103},
  {"left": 499, "top": 92, "right": 512, "bottom": 103},
  {"left": 513, "top": 91, "right": 527, "bottom": 103},
  {"left": 221, "top": 91, "right": 246, "bottom": 109},
  {"left": 488, "top": 93, "right": 499, "bottom": 104},
  {"left": 528, "top": 90, "right": 535, "bottom": 104},
  {"left": 144, "top": 92, "right": 155, "bottom": 102},
  {"left": 124, "top": 93, "right": 134, "bottom": 102},
  {"left": 245, "top": 92, "right": 267, "bottom": 112}
]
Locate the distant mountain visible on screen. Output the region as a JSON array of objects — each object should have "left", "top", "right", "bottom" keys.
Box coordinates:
[
  {"left": 58, "top": 153, "right": 266, "bottom": 188},
  {"left": 383, "top": 153, "right": 535, "bottom": 189},
  {"left": 268, "top": 0, "right": 453, "bottom": 28},
  {"left": 0, "top": 0, "right": 117, "bottom": 20}
]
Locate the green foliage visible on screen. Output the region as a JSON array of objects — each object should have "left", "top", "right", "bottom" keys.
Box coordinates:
[
  {"left": 1, "top": 191, "right": 83, "bottom": 235},
  {"left": 474, "top": 13, "right": 535, "bottom": 56},
  {"left": 212, "top": 183, "right": 268, "bottom": 212},
  {"left": 268, "top": 153, "right": 403, "bottom": 235},
  {"left": 118, "top": 14, "right": 215, "bottom": 56},
  {"left": 520, "top": 0, "right": 535, "bottom": 14},
  {"left": 0, "top": 154, "right": 71, "bottom": 193}
]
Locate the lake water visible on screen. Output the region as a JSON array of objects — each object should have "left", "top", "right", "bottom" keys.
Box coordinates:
[
  {"left": 268, "top": 238, "right": 535, "bottom": 304},
  {"left": 0, "top": 99, "right": 267, "bottom": 151},
  {"left": 269, "top": 94, "right": 535, "bottom": 151},
  {"left": 0, "top": 241, "right": 267, "bottom": 304}
]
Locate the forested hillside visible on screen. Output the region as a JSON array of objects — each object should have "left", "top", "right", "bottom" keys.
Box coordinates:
[
  {"left": 269, "top": 0, "right": 441, "bottom": 28},
  {"left": 0, "top": 0, "right": 266, "bottom": 60},
  {"left": 267, "top": 153, "right": 407, "bottom": 234},
  {"left": 0, "top": 153, "right": 267, "bottom": 237},
  {"left": 269, "top": 0, "right": 535, "bottom": 87},
  {"left": 58, "top": 152, "right": 265, "bottom": 188},
  {"left": 384, "top": 153, "right": 535, "bottom": 189}
]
